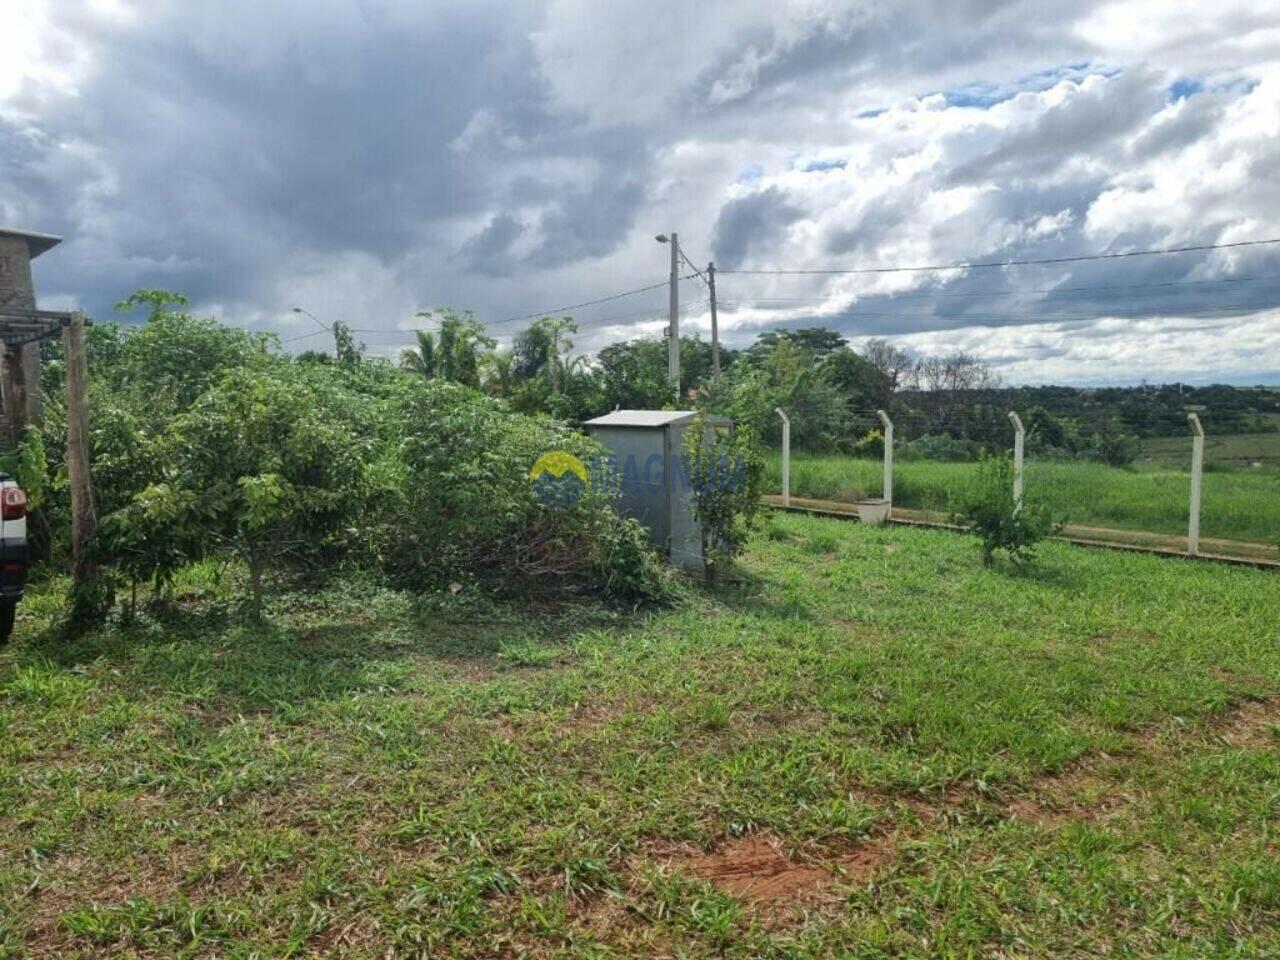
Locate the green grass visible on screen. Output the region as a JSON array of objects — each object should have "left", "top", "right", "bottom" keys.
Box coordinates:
[
  {"left": 1142, "top": 431, "right": 1280, "bottom": 469},
  {"left": 766, "top": 452, "right": 1280, "bottom": 544},
  {"left": 3, "top": 528, "right": 1280, "bottom": 957}
]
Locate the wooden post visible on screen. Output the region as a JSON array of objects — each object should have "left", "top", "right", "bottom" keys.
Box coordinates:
[{"left": 63, "top": 311, "right": 97, "bottom": 590}]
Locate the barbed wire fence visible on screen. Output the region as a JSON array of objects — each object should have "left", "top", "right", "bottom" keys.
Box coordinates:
[{"left": 766, "top": 397, "right": 1280, "bottom": 562}]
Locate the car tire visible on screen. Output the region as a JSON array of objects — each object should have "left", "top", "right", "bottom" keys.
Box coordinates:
[{"left": 0, "top": 601, "right": 15, "bottom": 644}]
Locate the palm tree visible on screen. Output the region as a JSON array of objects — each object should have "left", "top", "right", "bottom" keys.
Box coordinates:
[
  {"left": 400, "top": 311, "right": 494, "bottom": 387},
  {"left": 513, "top": 316, "right": 578, "bottom": 394},
  {"left": 400, "top": 329, "right": 438, "bottom": 377},
  {"left": 483, "top": 349, "right": 516, "bottom": 397}
]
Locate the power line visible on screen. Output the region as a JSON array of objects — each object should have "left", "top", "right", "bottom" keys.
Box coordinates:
[
  {"left": 348, "top": 299, "right": 706, "bottom": 340},
  {"left": 719, "top": 237, "right": 1280, "bottom": 276},
  {"left": 486, "top": 276, "right": 696, "bottom": 327},
  {"left": 713, "top": 273, "right": 1280, "bottom": 304},
  {"left": 715, "top": 304, "right": 1273, "bottom": 327},
  {"left": 335, "top": 275, "right": 703, "bottom": 343},
  {"left": 282, "top": 328, "right": 330, "bottom": 345}
]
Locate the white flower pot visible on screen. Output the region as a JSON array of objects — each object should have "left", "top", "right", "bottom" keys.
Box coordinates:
[{"left": 856, "top": 498, "right": 891, "bottom": 525}]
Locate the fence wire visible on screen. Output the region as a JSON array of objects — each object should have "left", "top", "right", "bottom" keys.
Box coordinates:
[{"left": 765, "top": 399, "right": 1280, "bottom": 561}]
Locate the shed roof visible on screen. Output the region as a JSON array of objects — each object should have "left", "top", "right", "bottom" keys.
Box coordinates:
[
  {"left": 584, "top": 409, "right": 730, "bottom": 428},
  {"left": 0, "top": 228, "right": 62, "bottom": 259}
]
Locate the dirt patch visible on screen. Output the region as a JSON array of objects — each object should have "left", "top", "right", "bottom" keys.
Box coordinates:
[
  {"left": 681, "top": 833, "right": 892, "bottom": 901},
  {"left": 1213, "top": 697, "right": 1280, "bottom": 748}
]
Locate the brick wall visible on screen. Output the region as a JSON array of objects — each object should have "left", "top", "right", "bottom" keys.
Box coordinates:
[{"left": 0, "top": 236, "right": 36, "bottom": 311}]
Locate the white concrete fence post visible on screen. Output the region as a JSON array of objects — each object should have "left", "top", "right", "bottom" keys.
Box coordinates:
[
  {"left": 1008, "top": 411, "right": 1025, "bottom": 511},
  {"left": 776, "top": 407, "right": 791, "bottom": 508},
  {"left": 877, "top": 409, "right": 893, "bottom": 518},
  {"left": 1187, "top": 413, "right": 1204, "bottom": 557}
]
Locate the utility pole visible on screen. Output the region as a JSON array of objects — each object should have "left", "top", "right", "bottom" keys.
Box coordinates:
[
  {"left": 707, "top": 261, "right": 720, "bottom": 384},
  {"left": 666, "top": 233, "right": 680, "bottom": 397}
]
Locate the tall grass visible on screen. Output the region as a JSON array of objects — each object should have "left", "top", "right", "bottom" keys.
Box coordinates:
[{"left": 765, "top": 452, "right": 1280, "bottom": 544}]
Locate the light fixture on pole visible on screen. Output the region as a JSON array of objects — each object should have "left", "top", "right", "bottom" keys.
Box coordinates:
[{"left": 291, "top": 306, "right": 329, "bottom": 332}]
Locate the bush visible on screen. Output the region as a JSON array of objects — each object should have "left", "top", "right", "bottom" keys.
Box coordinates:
[
  {"left": 950, "top": 455, "right": 1056, "bottom": 567},
  {"left": 682, "top": 399, "right": 767, "bottom": 582},
  {"left": 900, "top": 433, "right": 984, "bottom": 462},
  {"left": 366, "top": 377, "right": 671, "bottom": 603},
  {"left": 63, "top": 300, "right": 673, "bottom": 621},
  {"left": 1086, "top": 422, "right": 1141, "bottom": 467}
]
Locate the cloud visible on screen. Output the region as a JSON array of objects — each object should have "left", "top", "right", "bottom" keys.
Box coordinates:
[
  {"left": 458, "top": 213, "right": 526, "bottom": 276},
  {"left": 712, "top": 187, "right": 805, "bottom": 269},
  {"left": 2, "top": 0, "right": 1278, "bottom": 384}
]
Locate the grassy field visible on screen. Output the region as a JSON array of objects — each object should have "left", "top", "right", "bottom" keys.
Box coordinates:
[
  {"left": 3, "top": 521, "right": 1280, "bottom": 957},
  {"left": 765, "top": 452, "right": 1280, "bottom": 545},
  {"left": 1141, "top": 431, "right": 1280, "bottom": 469}
]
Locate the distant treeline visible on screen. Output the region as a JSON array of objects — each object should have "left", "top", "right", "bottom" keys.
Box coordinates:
[{"left": 321, "top": 313, "right": 1278, "bottom": 466}]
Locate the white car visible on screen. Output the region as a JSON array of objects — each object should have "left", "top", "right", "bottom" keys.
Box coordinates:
[{"left": 0, "top": 476, "right": 27, "bottom": 642}]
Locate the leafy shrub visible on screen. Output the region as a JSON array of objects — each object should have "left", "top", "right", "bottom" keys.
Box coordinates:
[
  {"left": 1087, "top": 423, "right": 1142, "bottom": 467},
  {"left": 98, "top": 364, "right": 369, "bottom": 620},
  {"left": 592, "top": 515, "right": 676, "bottom": 605},
  {"left": 900, "top": 433, "right": 984, "bottom": 462},
  {"left": 682, "top": 406, "right": 766, "bottom": 581},
  {"left": 852, "top": 427, "right": 884, "bottom": 458},
  {"left": 34, "top": 292, "right": 678, "bottom": 620},
  {"left": 950, "top": 455, "right": 1056, "bottom": 567},
  {"left": 365, "top": 377, "right": 670, "bottom": 603}
]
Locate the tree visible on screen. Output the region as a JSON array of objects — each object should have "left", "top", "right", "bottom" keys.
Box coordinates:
[
  {"left": 595, "top": 339, "right": 676, "bottom": 411},
  {"left": 914, "top": 351, "right": 1001, "bottom": 435},
  {"left": 401, "top": 329, "right": 438, "bottom": 378},
  {"left": 332, "top": 320, "right": 364, "bottom": 368},
  {"left": 681, "top": 398, "right": 765, "bottom": 582},
  {"left": 122, "top": 367, "right": 366, "bottom": 622},
  {"left": 860, "top": 338, "right": 914, "bottom": 410},
  {"left": 823, "top": 349, "right": 890, "bottom": 414},
  {"left": 748, "top": 327, "right": 847, "bottom": 362},
  {"left": 401, "top": 310, "right": 494, "bottom": 387},
  {"left": 739, "top": 337, "right": 852, "bottom": 450},
  {"left": 512, "top": 316, "right": 576, "bottom": 393},
  {"left": 482, "top": 349, "right": 516, "bottom": 398},
  {"left": 950, "top": 454, "right": 1056, "bottom": 567}
]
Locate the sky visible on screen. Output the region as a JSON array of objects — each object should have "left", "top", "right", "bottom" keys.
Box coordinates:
[{"left": 2, "top": 0, "right": 1279, "bottom": 385}]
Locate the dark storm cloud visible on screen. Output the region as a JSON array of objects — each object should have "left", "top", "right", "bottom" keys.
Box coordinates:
[
  {"left": 685, "top": 0, "right": 1058, "bottom": 116},
  {"left": 5, "top": 0, "right": 1278, "bottom": 383},
  {"left": 458, "top": 214, "right": 525, "bottom": 276},
  {"left": 4, "top": 2, "right": 658, "bottom": 318},
  {"left": 711, "top": 187, "right": 804, "bottom": 269}
]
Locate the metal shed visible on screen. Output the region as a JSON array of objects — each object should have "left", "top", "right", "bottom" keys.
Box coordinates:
[{"left": 584, "top": 409, "right": 731, "bottom": 570}]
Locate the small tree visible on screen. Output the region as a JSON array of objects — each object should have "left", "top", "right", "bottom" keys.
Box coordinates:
[
  {"left": 951, "top": 454, "right": 1056, "bottom": 567},
  {"left": 681, "top": 406, "right": 765, "bottom": 582},
  {"left": 99, "top": 367, "right": 365, "bottom": 622}
]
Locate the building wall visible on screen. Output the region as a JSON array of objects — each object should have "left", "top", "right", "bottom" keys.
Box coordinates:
[
  {"left": 0, "top": 237, "right": 36, "bottom": 311},
  {"left": 0, "top": 236, "right": 43, "bottom": 440}
]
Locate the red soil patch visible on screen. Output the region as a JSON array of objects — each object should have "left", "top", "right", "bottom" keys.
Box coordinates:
[{"left": 684, "top": 833, "right": 891, "bottom": 900}]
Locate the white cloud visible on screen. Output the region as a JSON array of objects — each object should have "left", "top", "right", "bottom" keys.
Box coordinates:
[{"left": 3, "top": 0, "right": 1279, "bottom": 383}]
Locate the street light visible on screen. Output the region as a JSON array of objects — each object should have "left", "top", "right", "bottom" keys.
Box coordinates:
[{"left": 291, "top": 306, "right": 328, "bottom": 332}]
